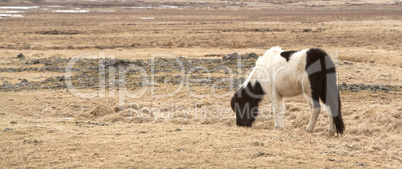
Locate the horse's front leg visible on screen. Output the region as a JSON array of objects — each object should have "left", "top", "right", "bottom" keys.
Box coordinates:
[{"left": 273, "top": 97, "right": 285, "bottom": 130}]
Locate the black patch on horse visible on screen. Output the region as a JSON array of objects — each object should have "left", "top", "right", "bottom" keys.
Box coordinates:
[
  {"left": 305, "top": 48, "right": 345, "bottom": 135},
  {"left": 231, "top": 80, "right": 265, "bottom": 127},
  {"left": 280, "top": 50, "right": 297, "bottom": 62}
]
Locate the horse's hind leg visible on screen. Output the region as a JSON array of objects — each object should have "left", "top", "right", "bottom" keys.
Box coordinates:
[
  {"left": 302, "top": 78, "right": 321, "bottom": 133},
  {"left": 324, "top": 105, "right": 335, "bottom": 135},
  {"left": 306, "top": 104, "right": 320, "bottom": 133}
]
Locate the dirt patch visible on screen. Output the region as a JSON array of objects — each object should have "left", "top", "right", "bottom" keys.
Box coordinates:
[{"left": 34, "top": 30, "right": 81, "bottom": 35}]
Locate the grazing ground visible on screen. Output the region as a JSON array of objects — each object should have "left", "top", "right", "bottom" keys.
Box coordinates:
[{"left": 0, "top": 0, "right": 401, "bottom": 168}]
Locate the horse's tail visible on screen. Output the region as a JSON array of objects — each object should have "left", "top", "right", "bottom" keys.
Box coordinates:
[
  {"left": 333, "top": 92, "right": 345, "bottom": 135},
  {"left": 319, "top": 52, "right": 344, "bottom": 135},
  {"left": 323, "top": 90, "right": 344, "bottom": 135},
  {"left": 306, "top": 48, "right": 344, "bottom": 135}
]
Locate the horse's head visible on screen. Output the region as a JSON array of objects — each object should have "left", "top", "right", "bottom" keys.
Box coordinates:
[{"left": 231, "top": 81, "right": 265, "bottom": 127}]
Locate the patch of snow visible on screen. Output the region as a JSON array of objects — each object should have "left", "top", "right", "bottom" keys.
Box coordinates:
[
  {"left": 139, "top": 17, "right": 155, "bottom": 20},
  {"left": 97, "top": 10, "right": 116, "bottom": 13},
  {"left": 0, "top": 11, "right": 25, "bottom": 13},
  {"left": 0, "top": 6, "right": 39, "bottom": 10},
  {"left": 160, "top": 5, "right": 178, "bottom": 9},
  {"left": 0, "top": 14, "right": 24, "bottom": 18},
  {"left": 53, "top": 9, "right": 90, "bottom": 13}
]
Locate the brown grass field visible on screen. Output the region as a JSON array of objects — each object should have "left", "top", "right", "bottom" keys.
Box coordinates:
[{"left": 0, "top": 0, "right": 401, "bottom": 168}]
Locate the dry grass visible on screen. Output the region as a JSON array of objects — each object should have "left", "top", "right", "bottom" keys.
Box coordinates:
[
  {"left": 0, "top": 0, "right": 401, "bottom": 168},
  {"left": 0, "top": 89, "right": 400, "bottom": 168}
]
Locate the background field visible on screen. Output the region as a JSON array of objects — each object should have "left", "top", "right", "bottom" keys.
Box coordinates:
[{"left": 0, "top": 0, "right": 401, "bottom": 168}]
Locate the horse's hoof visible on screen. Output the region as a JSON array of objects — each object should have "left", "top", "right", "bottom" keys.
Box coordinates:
[
  {"left": 305, "top": 129, "right": 313, "bottom": 133},
  {"left": 274, "top": 126, "right": 284, "bottom": 130}
]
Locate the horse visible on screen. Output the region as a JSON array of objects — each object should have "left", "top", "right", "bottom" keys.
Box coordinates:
[{"left": 230, "top": 47, "right": 344, "bottom": 135}]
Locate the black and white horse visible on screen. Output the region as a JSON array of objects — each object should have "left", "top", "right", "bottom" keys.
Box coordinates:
[{"left": 230, "top": 47, "right": 344, "bottom": 135}]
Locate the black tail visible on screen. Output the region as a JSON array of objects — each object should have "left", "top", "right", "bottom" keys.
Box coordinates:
[
  {"left": 332, "top": 92, "right": 344, "bottom": 135},
  {"left": 320, "top": 53, "right": 345, "bottom": 135},
  {"left": 322, "top": 86, "right": 345, "bottom": 135},
  {"left": 306, "top": 48, "right": 345, "bottom": 135}
]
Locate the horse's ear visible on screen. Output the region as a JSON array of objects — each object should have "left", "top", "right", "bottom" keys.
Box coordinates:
[
  {"left": 240, "top": 85, "right": 248, "bottom": 97},
  {"left": 246, "top": 82, "right": 253, "bottom": 89},
  {"left": 251, "top": 81, "right": 265, "bottom": 98},
  {"left": 246, "top": 82, "right": 256, "bottom": 96}
]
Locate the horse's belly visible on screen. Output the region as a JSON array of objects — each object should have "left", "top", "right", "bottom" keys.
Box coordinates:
[
  {"left": 276, "top": 82, "right": 303, "bottom": 97},
  {"left": 275, "top": 73, "right": 303, "bottom": 97}
]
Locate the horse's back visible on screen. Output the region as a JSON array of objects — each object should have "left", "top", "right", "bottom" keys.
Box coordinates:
[{"left": 257, "top": 48, "right": 309, "bottom": 98}]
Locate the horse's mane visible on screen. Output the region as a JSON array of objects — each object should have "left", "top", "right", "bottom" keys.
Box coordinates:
[{"left": 240, "top": 47, "right": 282, "bottom": 88}]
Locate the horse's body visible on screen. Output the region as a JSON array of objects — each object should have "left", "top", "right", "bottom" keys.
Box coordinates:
[{"left": 231, "top": 47, "right": 344, "bottom": 135}]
